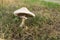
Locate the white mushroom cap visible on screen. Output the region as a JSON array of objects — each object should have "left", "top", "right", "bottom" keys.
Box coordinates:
[{"left": 14, "top": 7, "right": 35, "bottom": 17}]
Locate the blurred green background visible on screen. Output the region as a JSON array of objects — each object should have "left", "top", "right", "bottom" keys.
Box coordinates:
[{"left": 0, "top": 0, "right": 60, "bottom": 40}]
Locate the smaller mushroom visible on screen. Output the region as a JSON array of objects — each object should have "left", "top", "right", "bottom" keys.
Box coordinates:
[{"left": 14, "top": 7, "right": 35, "bottom": 27}]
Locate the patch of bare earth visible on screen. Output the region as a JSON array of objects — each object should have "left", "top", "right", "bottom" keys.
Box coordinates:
[{"left": 0, "top": 38, "right": 5, "bottom": 40}]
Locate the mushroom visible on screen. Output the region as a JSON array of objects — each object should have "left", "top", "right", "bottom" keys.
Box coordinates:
[{"left": 14, "top": 7, "right": 35, "bottom": 27}]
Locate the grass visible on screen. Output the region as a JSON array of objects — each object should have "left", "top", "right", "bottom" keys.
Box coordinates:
[
  {"left": 40, "top": 1, "right": 60, "bottom": 8},
  {"left": 0, "top": 0, "right": 60, "bottom": 40}
]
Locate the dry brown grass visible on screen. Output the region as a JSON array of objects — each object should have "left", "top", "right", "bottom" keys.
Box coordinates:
[{"left": 3, "top": 0, "right": 15, "bottom": 3}]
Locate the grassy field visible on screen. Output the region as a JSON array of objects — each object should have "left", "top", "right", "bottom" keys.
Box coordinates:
[
  {"left": 0, "top": 0, "right": 60, "bottom": 40},
  {"left": 44, "top": 0, "right": 60, "bottom": 4}
]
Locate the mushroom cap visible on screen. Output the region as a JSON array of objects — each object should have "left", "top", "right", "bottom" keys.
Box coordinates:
[{"left": 14, "top": 7, "right": 35, "bottom": 17}]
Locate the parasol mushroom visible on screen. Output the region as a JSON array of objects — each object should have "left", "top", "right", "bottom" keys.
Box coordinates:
[{"left": 14, "top": 7, "right": 35, "bottom": 27}]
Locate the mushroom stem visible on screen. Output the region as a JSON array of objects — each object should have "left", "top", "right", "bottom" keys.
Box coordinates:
[
  {"left": 20, "top": 16, "right": 27, "bottom": 27},
  {"left": 20, "top": 18, "right": 26, "bottom": 27}
]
